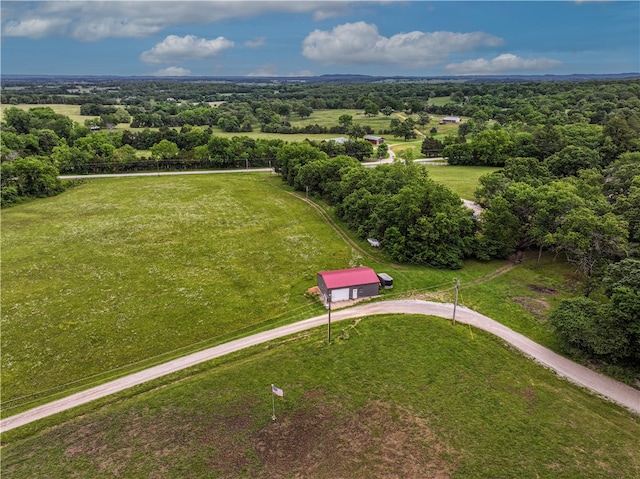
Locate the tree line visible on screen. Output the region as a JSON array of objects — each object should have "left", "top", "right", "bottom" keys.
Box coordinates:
[{"left": 276, "top": 141, "right": 640, "bottom": 371}]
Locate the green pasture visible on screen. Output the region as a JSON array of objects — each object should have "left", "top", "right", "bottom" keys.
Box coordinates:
[
  {"left": 1, "top": 171, "right": 517, "bottom": 413},
  {"left": 3, "top": 314, "right": 638, "bottom": 478},
  {"left": 429, "top": 95, "right": 454, "bottom": 106},
  {"left": 0, "top": 103, "right": 88, "bottom": 125},
  {"left": 421, "top": 119, "right": 463, "bottom": 137},
  {"left": 1, "top": 173, "right": 351, "bottom": 409},
  {"left": 288, "top": 108, "right": 393, "bottom": 133},
  {"left": 425, "top": 165, "right": 500, "bottom": 199}
]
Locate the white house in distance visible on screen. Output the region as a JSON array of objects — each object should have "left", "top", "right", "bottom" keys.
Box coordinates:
[
  {"left": 440, "top": 116, "right": 461, "bottom": 124},
  {"left": 323, "top": 137, "right": 349, "bottom": 144},
  {"left": 317, "top": 266, "right": 380, "bottom": 302}
]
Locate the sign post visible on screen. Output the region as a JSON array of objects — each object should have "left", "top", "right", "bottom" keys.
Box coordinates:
[
  {"left": 271, "top": 384, "right": 284, "bottom": 420},
  {"left": 452, "top": 278, "right": 460, "bottom": 325}
]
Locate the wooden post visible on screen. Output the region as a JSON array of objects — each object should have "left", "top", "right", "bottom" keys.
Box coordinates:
[
  {"left": 327, "top": 292, "right": 332, "bottom": 344},
  {"left": 452, "top": 278, "right": 460, "bottom": 325}
]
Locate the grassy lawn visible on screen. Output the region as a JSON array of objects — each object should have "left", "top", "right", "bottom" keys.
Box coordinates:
[
  {"left": 425, "top": 165, "right": 500, "bottom": 200},
  {"left": 460, "top": 250, "right": 577, "bottom": 348},
  {"left": 1, "top": 174, "right": 354, "bottom": 409},
  {"left": 429, "top": 95, "right": 455, "bottom": 106},
  {"left": 1, "top": 172, "right": 518, "bottom": 414},
  {"left": 289, "top": 108, "right": 393, "bottom": 134},
  {"left": 3, "top": 314, "right": 638, "bottom": 478}
]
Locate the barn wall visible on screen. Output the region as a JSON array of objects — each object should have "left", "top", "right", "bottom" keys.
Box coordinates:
[
  {"left": 358, "top": 282, "right": 379, "bottom": 298},
  {"left": 317, "top": 274, "right": 328, "bottom": 296}
]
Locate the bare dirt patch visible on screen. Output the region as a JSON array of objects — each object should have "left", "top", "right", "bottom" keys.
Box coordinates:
[
  {"left": 513, "top": 297, "right": 551, "bottom": 320},
  {"left": 528, "top": 284, "right": 557, "bottom": 295},
  {"left": 247, "top": 393, "right": 456, "bottom": 479},
  {"left": 196, "top": 389, "right": 457, "bottom": 478}
]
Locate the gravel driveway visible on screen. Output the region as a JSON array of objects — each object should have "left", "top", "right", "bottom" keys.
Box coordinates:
[{"left": 2, "top": 299, "right": 638, "bottom": 432}]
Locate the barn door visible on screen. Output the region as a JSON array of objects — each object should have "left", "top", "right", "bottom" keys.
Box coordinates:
[{"left": 331, "top": 288, "right": 350, "bottom": 302}]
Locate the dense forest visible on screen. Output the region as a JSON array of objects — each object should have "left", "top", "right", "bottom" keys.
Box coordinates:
[{"left": 2, "top": 76, "right": 639, "bottom": 376}]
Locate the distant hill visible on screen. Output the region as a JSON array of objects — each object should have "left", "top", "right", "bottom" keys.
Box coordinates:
[{"left": 2, "top": 72, "right": 638, "bottom": 86}]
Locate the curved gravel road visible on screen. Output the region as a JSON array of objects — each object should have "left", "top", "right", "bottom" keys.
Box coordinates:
[{"left": 2, "top": 299, "right": 639, "bottom": 432}]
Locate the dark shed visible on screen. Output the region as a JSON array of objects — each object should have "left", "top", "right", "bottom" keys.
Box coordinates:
[{"left": 377, "top": 273, "right": 394, "bottom": 289}]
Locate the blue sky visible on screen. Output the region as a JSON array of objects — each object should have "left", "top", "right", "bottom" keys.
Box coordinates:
[{"left": 1, "top": 1, "right": 638, "bottom": 77}]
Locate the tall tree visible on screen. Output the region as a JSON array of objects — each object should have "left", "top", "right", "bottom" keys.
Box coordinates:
[
  {"left": 150, "top": 139, "right": 179, "bottom": 160},
  {"left": 554, "top": 208, "right": 628, "bottom": 276}
]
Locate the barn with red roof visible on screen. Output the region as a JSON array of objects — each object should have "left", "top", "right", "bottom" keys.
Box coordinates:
[{"left": 317, "top": 266, "right": 380, "bottom": 302}]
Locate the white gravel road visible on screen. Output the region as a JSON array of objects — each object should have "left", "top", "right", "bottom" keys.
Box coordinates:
[{"left": 2, "top": 299, "right": 638, "bottom": 432}]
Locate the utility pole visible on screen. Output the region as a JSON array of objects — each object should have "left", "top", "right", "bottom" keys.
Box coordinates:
[
  {"left": 452, "top": 278, "right": 460, "bottom": 325},
  {"left": 326, "top": 292, "right": 332, "bottom": 344}
]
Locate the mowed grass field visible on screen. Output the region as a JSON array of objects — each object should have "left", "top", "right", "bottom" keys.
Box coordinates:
[
  {"left": 1, "top": 173, "right": 357, "bottom": 410},
  {"left": 3, "top": 314, "right": 639, "bottom": 478},
  {"left": 425, "top": 165, "right": 500, "bottom": 200},
  {"left": 1, "top": 170, "right": 516, "bottom": 414}
]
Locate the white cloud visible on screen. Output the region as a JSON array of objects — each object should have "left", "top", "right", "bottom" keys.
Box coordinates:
[
  {"left": 140, "top": 35, "right": 234, "bottom": 64},
  {"left": 244, "top": 37, "right": 266, "bottom": 48},
  {"left": 2, "top": 17, "right": 70, "bottom": 39},
  {"left": 151, "top": 66, "right": 191, "bottom": 76},
  {"left": 445, "top": 53, "right": 562, "bottom": 74},
  {"left": 312, "top": 4, "right": 350, "bottom": 22},
  {"left": 71, "top": 18, "right": 164, "bottom": 41},
  {"left": 302, "top": 22, "right": 504, "bottom": 67},
  {"left": 1, "top": 1, "right": 353, "bottom": 41}
]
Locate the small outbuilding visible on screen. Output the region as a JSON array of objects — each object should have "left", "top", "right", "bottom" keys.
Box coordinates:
[
  {"left": 367, "top": 238, "right": 380, "bottom": 247},
  {"left": 377, "top": 273, "right": 394, "bottom": 289},
  {"left": 317, "top": 266, "right": 380, "bottom": 303},
  {"left": 363, "top": 135, "right": 385, "bottom": 145},
  {"left": 440, "top": 116, "right": 461, "bottom": 124}
]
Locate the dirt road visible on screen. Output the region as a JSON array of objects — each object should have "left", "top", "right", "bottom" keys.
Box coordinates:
[{"left": 2, "top": 300, "right": 638, "bottom": 432}]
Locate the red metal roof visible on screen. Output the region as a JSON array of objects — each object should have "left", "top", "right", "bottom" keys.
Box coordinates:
[{"left": 318, "top": 267, "right": 379, "bottom": 289}]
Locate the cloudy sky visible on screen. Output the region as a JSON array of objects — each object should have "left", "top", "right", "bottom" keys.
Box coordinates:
[{"left": 1, "top": 1, "right": 638, "bottom": 77}]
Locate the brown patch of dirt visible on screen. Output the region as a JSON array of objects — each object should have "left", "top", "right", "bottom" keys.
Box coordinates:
[
  {"left": 513, "top": 297, "right": 551, "bottom": 320},
  {"left": 248, "top": 395, "right": 455, "bottom": 479},
  {"left": 528, "top": 284, "right": 557, "bottom": 295},
  {"left": 58, "top": 392, "right": 456, "bottom": 478},
  {"left": 515, "top": 385, "right": 537, "bottom": 412}
]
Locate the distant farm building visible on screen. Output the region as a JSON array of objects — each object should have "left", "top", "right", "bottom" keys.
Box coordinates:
[
  {"left": 323, "top": 137, "right": 349, "bottom": 144},
  {"left": 440, "top": 116, "right": 461, "bottom": 124},
  {"left": 363, "top": 135, "right": 385, "bottom": 145},
  {"left": 317, "top": 267, "right": 380, "bottom": 302}
]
